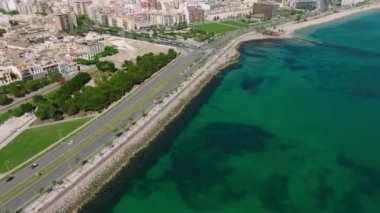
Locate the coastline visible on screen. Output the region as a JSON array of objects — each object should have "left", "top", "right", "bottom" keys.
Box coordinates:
[
  {"left": 26, "top": 3, "right": 380, "bottom": 212},
  {"left": 282, "top": 1, "right": 380, "bottom": 36}
]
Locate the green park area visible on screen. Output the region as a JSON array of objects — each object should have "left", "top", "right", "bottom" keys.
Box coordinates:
[
  {"left": 0, "top": 117, "right": 91, "bottom": 173},
  {"left": 192, "top": 20, "right": 248, "bottom": 34},
  {"left": 220, "top": 20, "right": 249, "bottom": 28},
  {"left": 192, "top": 23, "right": 237, "bottom": 34}
]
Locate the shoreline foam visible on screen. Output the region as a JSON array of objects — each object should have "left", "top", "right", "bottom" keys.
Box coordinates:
[{"left": 25, "top": 3, "right": 380, "bottom": 212}]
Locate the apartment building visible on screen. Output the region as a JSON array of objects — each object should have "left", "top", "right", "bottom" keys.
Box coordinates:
[
  {"left": 188, "top": 6, "right": 205, "bottom": 23},
  {"left": 0, "top": 65, "right": 20, "bottom": 86},
  {"left": 54, "top": 12, "right": 78, "bottom": 31},
  {"left": 75, "top": 40, "right": 104, "bottom": 59},
  {"left": 72, "top": 0, "right": 93, "bottom": 15},
  {"left": 252, "top": 2, "right": 279, "bottom": 19}
]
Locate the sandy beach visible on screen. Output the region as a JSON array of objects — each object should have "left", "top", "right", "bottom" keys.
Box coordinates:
[
  {"left": 25, "top": 3, "right": 380, "bottom": 212},
  {"left": 282, "top": 1, "right": 380, "bottom": 36}
]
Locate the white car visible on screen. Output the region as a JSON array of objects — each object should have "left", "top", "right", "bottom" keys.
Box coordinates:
[{"left": 68, "top": 139, "right": 74, "bottom": 145}]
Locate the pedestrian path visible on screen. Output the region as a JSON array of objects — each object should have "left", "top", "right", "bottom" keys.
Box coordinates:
[{"left": 0, "top": 114, "right": 36, "bottom": 150}]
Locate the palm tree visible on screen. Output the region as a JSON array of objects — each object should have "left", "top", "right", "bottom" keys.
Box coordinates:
[
  {"left": 51, "top": 179, "right": 58, "bottom": 187},
  {"left": 128, "top": 117, "right": 133, "bottom": 122},
  {"left": 80, "top": 159, "right": 88, "bottom": 172},
  {"left": 37, "top": 187, "right": 45, "bottom": 202},
  {"left": 112, "top": 127, "right": 120, "bottom": 142},
  {"left": 75, "top": 157, "right": 80, "bottom": 167},
  {"left": 128, "top": 117, "right": 135, "bottom": 126},
  {"left": 52, "top": 179, "right": 60, "bottom": 191},
  {"left": 38, "top": 187, "right": 44, "bottom": 196},
  {"left": 124, "top": 126, "right": 130, "bottom": 132}
]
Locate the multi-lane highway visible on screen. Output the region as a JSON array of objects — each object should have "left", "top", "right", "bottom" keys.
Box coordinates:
[{"left": 0, "top": 47, "right": 208, "bottom": 212}]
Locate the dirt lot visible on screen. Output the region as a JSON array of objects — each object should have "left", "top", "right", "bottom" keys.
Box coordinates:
[{"left": 99, "top": 35, "right": 173, "bottom": 68}]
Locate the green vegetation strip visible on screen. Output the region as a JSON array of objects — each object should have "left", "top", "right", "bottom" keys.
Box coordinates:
[
  {"left": 0, "top": 118, "right": 91, "bottom": 173},
  {"left": 220, "top": 21, "right": 249, "bottom": 28},
  {"left": 192, "top": 23, "right": 238, "bottom": 34},
  {"left": 112, "top": 52, "right": 202, "bottom": 127},
  {"left": 0, "top": 53, "right": 202, "bottom": 205},
  {"left": 0, "top": 112, "right": 12, "bottom": 124}
]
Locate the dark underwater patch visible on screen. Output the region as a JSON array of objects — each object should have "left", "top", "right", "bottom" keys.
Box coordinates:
[
  {"left": 336, "top": 154, "right": 380, "bottom": 195},
  {"left": 240, "top": 76, "right": 265, "bottom": 91},
  {"left": 335, "top": 153, "right": 380, "bottom": 212},
  {"left": 284, "top": 57, "right": 308, "bottom": 71},
  {"left": 200, "top": 122, "right": 273, "bottom": 155},
  {"left": 166, "top": 143, "right": 235, "bottom": 211},
  {"left": 313, "top": 169, "right": 334, "bottom": 210},
  {"left": 241, "top": 50, "right": 269, "bottom": 59},
  {"left": 255, "top": 174, "right": 296, "bottom": 213},
  {"left": 164, "top": 122, "right": 273, "bottom": 210}
]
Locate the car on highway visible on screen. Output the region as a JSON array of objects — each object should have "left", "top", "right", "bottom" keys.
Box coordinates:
[
  {"left": 6, "top": 176, "right": 15, "bottom": 182},
  {"left": 68, "top": 139, "right": 74, "bottom": 145},
  {"left": 30, "top": 163, "right": 39, "bottom": 169}
]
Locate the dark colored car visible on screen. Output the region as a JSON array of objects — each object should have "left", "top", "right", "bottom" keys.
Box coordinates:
[
  {"left": 30, "top": 163, "right": 39, "bottom": 169},
  {"left": 6, "top": 176, "right": 15, "bottom": 182}
]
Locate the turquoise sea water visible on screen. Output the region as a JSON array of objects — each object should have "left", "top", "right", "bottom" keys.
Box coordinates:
[{"left": 80, "top": 10, "right": 380, "bottom": 213}]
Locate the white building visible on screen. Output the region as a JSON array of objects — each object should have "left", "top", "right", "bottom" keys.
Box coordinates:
[
  {"left": 341, "top": 0, "right": 365, "bottom": 7},
  {"left": 0, "top": 0, "right": 17, "bottom": 10},
  {"left": 71, "top": 0, "right": 93, "bottom": 15},
  {"left": 0, "top": 65, "right": 21, "bottom": 86},
  {"left": 75, "top": 40, "right": 104, "bottom": 59}
]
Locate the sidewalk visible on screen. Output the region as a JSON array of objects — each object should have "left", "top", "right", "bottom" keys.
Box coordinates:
[{"left": 0, "top": 114, "right": 37, "bottom": 150}]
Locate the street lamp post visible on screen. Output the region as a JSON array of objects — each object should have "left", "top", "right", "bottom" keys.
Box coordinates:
[
  {"left": 67, "top": 157, "right": 73, "bottom": 173},
  {"left": 58, "top": 129, "right": 63, "bottom": 141},
  {"left": 0, "top": 200, "right": 6, "bottom": 213},
  {"left": 4, "top": 160, "right": 10, "bottom": 173},
  {"left": 62, "top": 152, "right": 73, "bottom": 173}
]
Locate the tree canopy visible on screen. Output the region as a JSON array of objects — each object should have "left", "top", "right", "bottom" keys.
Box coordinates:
[
  {"left": 9, "top": 50, "right": 178, "bottom": 121},
  {"left": 0, "top": 9, "right": 19, "bottom": 16},
  {"left": 34, "top": 50, "right": 177, "bottom": 120},
  {"left": 0, "top": 73, "right": 62, "bottom": 99},
  {"left": 0, "top": 28, "right": 6, "bottom": 37},
  {"left": 0, "top": 94, "right": 13, "bottom": 106},
  {"left": 96, "top": 61, "right": 117, "bottom": 72}
]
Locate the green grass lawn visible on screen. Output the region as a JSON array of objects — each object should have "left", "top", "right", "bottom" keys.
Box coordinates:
[
  {"left": 0, "top": 112, "right": 12, "bottom": 124},
  {"left": 192, "top": 23, "right": 238, "bottom": 34},
  {"left": 220, "top": 20, "right": 249, "bottom": 28},
  {"left": 42, "top": 88, "right": 59, "bottom": 100},
  {"left": 0, "top": 117, "right": 91, "bottom": 173}
]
